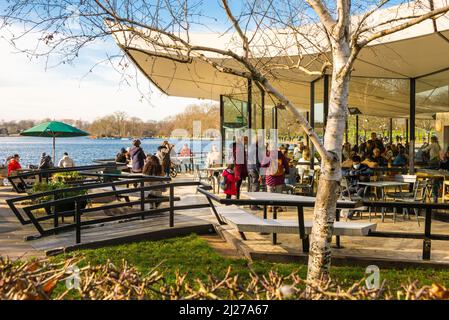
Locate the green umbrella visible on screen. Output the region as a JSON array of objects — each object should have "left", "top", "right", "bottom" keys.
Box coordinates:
[{"left": 20, "top": 121, "right": 89, "bottom": 162}]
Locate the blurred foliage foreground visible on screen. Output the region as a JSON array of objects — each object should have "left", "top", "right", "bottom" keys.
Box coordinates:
[{"left": 1, "top": 256, "right": 449, "bottom": 300}]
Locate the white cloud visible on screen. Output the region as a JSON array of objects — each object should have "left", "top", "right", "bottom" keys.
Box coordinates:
[{"left": 0, "top": 27, "right": 208, "bottom": 122}]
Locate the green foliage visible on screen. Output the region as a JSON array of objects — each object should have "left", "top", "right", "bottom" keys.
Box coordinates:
[
  {"left": 31, "top": 180, "right": 87, "bottom": 203},
  {"left": 52, "top": 171, "right": 83, "bottom": 183}
]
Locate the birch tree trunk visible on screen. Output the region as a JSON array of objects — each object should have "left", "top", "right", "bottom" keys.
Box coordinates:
[{"left": 307, "top": 40, "right": 351, "bottom": 283}]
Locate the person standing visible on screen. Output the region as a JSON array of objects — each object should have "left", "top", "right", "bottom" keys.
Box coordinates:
[
  {"left": 129, "top": 139, "right": 146, "bottom": 173},
  {"left": 247, "top": 135, "right": 262, "bottom": 210},
  {"left": 261, "top": 146, "right": 289, "bottom": 212},
  {"left": 232, "top": 137, "right": 248, "bottom": 199},
  {"left": 58, "top": 152, "right": 75, "bottom": 168},
  {"left": 222, "top": 164, "right": 237, "bottom": 199},
  {"left": 160, "top": 140, "right": 174, "bottom": 177}
]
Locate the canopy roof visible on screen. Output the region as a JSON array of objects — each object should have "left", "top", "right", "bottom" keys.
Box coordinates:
[
  {"left": 20, "top": 121, "right": 90, "bottom": 138},
  {"left": 110, "top": 1, "right": 449, "bottom": 118}
]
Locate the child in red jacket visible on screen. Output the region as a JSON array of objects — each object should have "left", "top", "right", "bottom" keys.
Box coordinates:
[{"left": 222, "top": 165, "right": 237, "bottom": 199}]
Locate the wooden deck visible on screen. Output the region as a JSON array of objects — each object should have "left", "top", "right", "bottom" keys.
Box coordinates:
[{"left": 0, "top": 182, "right": 215, "bottom": 257}]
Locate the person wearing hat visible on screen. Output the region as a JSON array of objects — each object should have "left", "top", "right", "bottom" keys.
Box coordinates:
[
  {"left": 129, "top": 139, "right": 146, "bottom": 173},
  {"left": 38, "top": 152, "right": 53, "bottom": 170}
]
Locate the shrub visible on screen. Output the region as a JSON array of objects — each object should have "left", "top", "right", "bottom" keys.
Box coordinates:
[{"left": 52, "top": 171, "right": 83, "bottom": 183}]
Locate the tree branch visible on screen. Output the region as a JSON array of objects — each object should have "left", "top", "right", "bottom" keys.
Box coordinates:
[{"left": 358, "top": 4, "right": 449, "bottom": 47}]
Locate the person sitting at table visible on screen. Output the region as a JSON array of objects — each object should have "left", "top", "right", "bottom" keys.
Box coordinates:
[
  {"left": 58, "top": 152, "right": 75, "bottom": 168},
  {"left": 296, "top": 147, "right": 318, "bottom": 180},
  {"left": 293, "top": 141, "right": 304, "bottom": 160},
  {"left": 439, "top": 150, "right": 449, "bottom": 171},
  {"left": 342, "top": 155, "right": 372, "bottom": 219},
  {"left": 384, "top": 145, "right": 394, "bottom": 162},
  {"left": 115, "top": 148, "right": 128, "bottom": 164},
  {"left": 142, "top": 155, "right": 165, "bottom": 209},
  {"left": 369, "top": 148, "right": 387, "bottom": 167},
  {"left": 368, "top": 132, "right": 385, "bottom": 154},
  {"left": 423, "top": 135, "right": 441, "bottom": 167},
  {"left": 342, "top": 142, "right": 351, "bottom": 161},
  {"left": 7, "top": 154, "right": 22, "bottom": 176},
  {"left": 342, "top": 151, "right": 356, "bottom": 168},
  {"left": 38, "top": 152, "right": 53, "bottom": 170},
  {"left": 392, "top": 146, "right": 408, "bottom": 166}
]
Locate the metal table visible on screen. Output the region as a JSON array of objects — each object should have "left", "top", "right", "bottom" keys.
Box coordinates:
[{"left": 359, "top": 181, "right": 410, "bottom": 221}]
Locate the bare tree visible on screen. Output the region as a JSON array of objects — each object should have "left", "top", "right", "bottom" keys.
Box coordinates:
[{"left": 2, "top": 0, "right": 449, "bottom": 285}]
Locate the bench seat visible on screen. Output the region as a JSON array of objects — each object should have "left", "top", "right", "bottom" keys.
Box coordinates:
[{"left": 216, "top": 206, "right": 376, "bottom": 236}]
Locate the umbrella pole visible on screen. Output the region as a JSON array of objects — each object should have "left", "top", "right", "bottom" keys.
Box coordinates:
[{"left": 53, "top": 136, "right": 56, "bottom": 164}]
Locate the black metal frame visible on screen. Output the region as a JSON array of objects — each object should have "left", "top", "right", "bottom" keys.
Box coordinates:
[
  {"left": 363, "top": 200, "right": 449, "bottom": 260},
  {"left": 198, "top": 186, "right": 449, "bottom": 261},
  {"left": 197, "top": 186, "right": 357, "bottom": 250},
  {"left": 7, "top": 163, "right": 125, "bottom": 193},
  {"left": 6, "top": 177, "right": 211, "bottom": 244}
]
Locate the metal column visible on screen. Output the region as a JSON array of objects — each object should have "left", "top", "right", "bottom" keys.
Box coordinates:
[
  {"left": 323, "top": 75, "right": 329, "bottom": 130},
  {"left": 389, "top": 118, "right": 393, "bottom": 143},
  {"left": 310, "top": 81, "right": 315, "bottom": 170},
  {"left": 248, "top": 79, "right": 252, "bottom": 129},
  {"left": 409, "top": 78, "right": 416, "bottom": 174}
]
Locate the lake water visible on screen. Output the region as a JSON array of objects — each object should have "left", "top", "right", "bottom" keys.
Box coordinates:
[{"left": 0, "top": 136, "right": 219, "bottom": 167}]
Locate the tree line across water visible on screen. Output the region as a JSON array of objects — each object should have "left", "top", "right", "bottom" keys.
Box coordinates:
[{"left": 0, "top": 103, "right": 219, "bottom": 138}]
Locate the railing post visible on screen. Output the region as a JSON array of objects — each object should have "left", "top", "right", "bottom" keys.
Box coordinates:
[
  {"left": 423, "top": 207, "right": 432, "bottom": 260},
  {"left": 140, "top": 180, "right": 145, "bottom": 220},
  {"left": 297, "top": 206, "right": 309, "bottom": 253},
  {"left": 169, "top": 185, "right": 174, "bottom": 227},
  {"left": 75, "top": 201, "right": 81, "bottom": 244},
  {"left": 335, "top": 209, "right": 341, "bottom": 248},
  {"left": 52, "top": 204, "right": 58, "bottom": 235}
]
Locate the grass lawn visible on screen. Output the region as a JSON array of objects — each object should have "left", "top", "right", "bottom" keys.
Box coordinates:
[{"left": 54, "top": 234, "right": 449, "bottom": 294}]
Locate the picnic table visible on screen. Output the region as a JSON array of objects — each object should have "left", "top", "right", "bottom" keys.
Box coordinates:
[{"left": 244, "top": 191, "right": 358, "bottom": 245}]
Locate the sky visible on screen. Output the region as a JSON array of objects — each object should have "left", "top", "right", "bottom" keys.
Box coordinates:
[
  {"left": 0, "top": 0, "right": 406, "bottom": 123},
  {"left": 0, "top": 31, "right": 211, "bottom": 123},
  {"left": 0, "top": 0, "right": 238, "bottom": 123}
]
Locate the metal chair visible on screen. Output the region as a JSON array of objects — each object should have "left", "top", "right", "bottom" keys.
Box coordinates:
[
  {"left": 392, "top": 179, "right": 429, "bottom": 225},
  {"left": 294, "top": 169, "right": 315, "bottom": 196},
  {"left": 340, "top": 177, "right": 370, "bottom": 221},
  {"left": 385, "top": 174, "right": 417, "bottom": 200}
]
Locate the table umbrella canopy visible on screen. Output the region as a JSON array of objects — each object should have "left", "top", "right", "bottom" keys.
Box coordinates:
[
  {"left": 20, "top": 121, "right": 89, "bottom": 138},
  {"left": 20, "top": 121, "right": 89, "bottom": 163}
]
